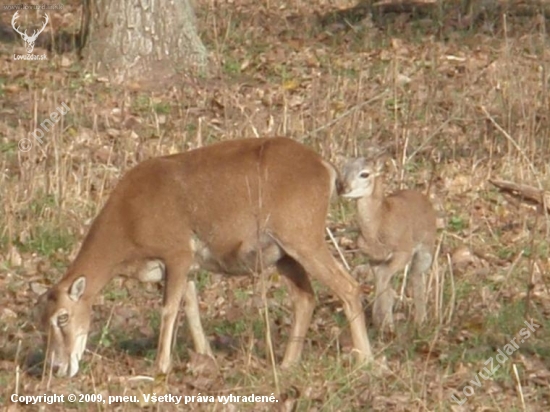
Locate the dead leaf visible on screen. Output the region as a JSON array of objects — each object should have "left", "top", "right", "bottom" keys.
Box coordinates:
[
  {"left": 187, "top": 351, "right": 218, "bottom": 378},
  {"left": 30, "top": 282, "right": 48, "bottom": 295},
  {"left": 282, "top": 80, "right": 299, "bottom": 91},
  {"left": 1, "top": 308, "right": 17, "bottom": 320},
  {"left": 7, "top": 246, "right": 22, "bottom": 267},
  {"left": 106, "top": 128, "right": 121, "bottom": 138},
  {"left": 395, "top": 73, "right": 412, "bottom": 86},
  {"left": 60, "top": 56, "right": 72, "bottom": 67},
  {"left": 451, "top": 246, "right": 476, "bottom": 270}
]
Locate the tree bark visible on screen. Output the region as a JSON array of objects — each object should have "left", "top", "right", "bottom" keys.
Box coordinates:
[{"left": 83, "top": 0, "right": 208, "bottom": 84}]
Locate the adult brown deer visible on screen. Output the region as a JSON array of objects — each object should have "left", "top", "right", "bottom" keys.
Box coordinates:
[{"left": 34, "top": 137, "right": 372, "bottom": 377}]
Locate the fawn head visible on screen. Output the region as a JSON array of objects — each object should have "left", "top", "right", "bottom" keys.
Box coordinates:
[{"left": 339, "top": 149, "right": 387, "bottom": 199}]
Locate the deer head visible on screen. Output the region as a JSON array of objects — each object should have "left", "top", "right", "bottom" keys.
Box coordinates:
[
  {"left": 33, "top": 277, "right": 91, "bottom": 377},
  {"left": 339, "top": 146, "right": 388, "bottom": 199},
  {"left": 12, "top": 11, "right": 49, "bottom": 54}
]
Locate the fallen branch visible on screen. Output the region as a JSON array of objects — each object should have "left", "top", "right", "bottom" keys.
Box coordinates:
[
  {"left": 494, "top": 0, "right": 550, "bottom": 18},
  {"left": 489, "top": 179, "right": 550, "bottom": 212},
  {"left": 373, "top": 0, "right": 436, "bottom": 13},
  {"left": 371, "top": 0, "right": 550, "bottom": 17}
]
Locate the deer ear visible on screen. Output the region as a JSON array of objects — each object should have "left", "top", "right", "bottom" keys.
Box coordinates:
[
  {"left": 69, "top": 277, "right": 86, "bottom": 302},
  {"left": 363, "top": 146, "right": 380, "bottom": 159},
  {"left": 374, "top": 154, "right": 387, "bottom": 173}
]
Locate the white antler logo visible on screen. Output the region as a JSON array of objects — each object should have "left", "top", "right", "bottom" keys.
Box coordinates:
[{"left": 12, "top": 11, "right": 49, "bottom": 54}]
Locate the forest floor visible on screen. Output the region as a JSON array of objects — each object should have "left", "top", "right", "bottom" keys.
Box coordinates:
[{"left": 1, "top": 0, "right": 550, "bottom": 411}]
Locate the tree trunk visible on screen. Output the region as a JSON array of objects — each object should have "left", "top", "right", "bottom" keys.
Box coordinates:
[{"left": 83, "top": 0, "right": 208, "bottom": 84}]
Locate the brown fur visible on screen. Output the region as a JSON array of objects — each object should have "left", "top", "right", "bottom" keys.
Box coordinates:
[
  {"left": 340, "top": 155, "right": 436, "bottom": 332},
  {"left": 35, "top": 137, "right": 372, "bottom": 377}
]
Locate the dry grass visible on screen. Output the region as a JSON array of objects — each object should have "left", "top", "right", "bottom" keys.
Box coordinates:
[{"left": 1, "top": 0, "right": 550, "bottom": 410}]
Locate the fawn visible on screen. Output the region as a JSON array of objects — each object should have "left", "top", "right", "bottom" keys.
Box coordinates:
[{"left": 339, "top": 150, "right": 436, "bottom": 332}]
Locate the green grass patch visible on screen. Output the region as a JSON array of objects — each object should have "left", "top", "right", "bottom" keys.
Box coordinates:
[{"left": 20, "top": 225, "right": 74, "bottom": 258}]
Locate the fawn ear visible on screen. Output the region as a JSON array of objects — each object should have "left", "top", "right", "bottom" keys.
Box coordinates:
[
  {"left": 363, "top": 145, "right": 387, "bottom": 173},
  {"left": 374, "top": 152, "right": 389, "bottom": 173},
  {"left": 363, "top": 145, "right": 380, "bottom": 159},
  {"left": 364, "top": 144, "right": 388, "bottom": 158},
  {"left": 69, "top": 277, "right": 86, "bottom": 302}
]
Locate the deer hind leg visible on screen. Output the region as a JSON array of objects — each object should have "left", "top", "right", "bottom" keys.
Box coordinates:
[
  {"left": 372, "top": 251, "right": 411, "bottom": 332},
  {"left": 409, "top": 247, "right": 433, "bottom": 326},
  {"left": 282, "top": 243, "right": 372, "bottom": 364},
  {"left": 156, "top": 251, "right": 194, "bottom": 374},
  {"left": 276, "top": 256, "right": 316, "bottom": 368}
]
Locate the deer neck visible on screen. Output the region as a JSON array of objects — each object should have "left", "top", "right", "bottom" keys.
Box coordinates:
[
  {"left": 356, "top": 178, "right": 386, "bottom": 237},
  {"left": 59, "top": 214, "right": 128, "bottom": 302}
]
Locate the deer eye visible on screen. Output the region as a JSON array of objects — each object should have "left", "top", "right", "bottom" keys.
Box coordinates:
[
  {"left": 359, "top": 171, "right": 370, "bottom": 179},
  {"left": 57, "top": 313, "right": 69, "bottom": 326}
]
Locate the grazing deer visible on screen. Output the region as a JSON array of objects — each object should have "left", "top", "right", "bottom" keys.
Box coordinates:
[
  {"left": 339, "top": 149, "right": 436, "bottom": 332},
  {"left": 33, "top": 137, "right": 372, "bottom": 378}
]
